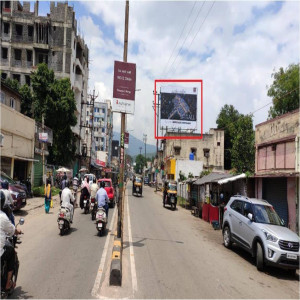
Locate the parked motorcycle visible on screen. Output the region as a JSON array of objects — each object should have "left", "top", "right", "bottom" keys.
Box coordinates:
[
  {"left": 57, "top": 206, "right": 72, "bottom": 236},
  {"left": 95, "top": 207, "right": 107, "bottom": 236},
  {"left": 83, "top": 195, "right": 90, "bottom": 214},
  {"left": 90, "top": 197, "right": 97, "bottom": 220},
  {"left": 1, "top": 218, "right": 24, "bottom": 299}
]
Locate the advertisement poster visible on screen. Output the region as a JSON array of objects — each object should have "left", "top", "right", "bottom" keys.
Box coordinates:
[{"left": 160, "top": 86, "right": 198, "bottom": 130}]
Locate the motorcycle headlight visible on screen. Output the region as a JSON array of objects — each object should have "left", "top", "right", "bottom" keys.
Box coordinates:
[{"left": 262, "top": 230, "right": 278, "bottom": 242}]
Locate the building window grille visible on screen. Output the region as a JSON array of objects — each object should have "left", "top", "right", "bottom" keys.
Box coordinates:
[
  {"left": 25, "top": 75, "right": 31, "bottom": 86},
  {"left": 1, "top": 73, "right": 7, "bottom": 80},
  {"left": 15, "top": 24, "right": 23, "bottom": 36},
  {"left": 28, "top": 25, "right": 33, "bottom": 37},
  {"left": 14, "top": 49, "right": 22, "bottom": 60},
  {"left": 174, "top": 147, "right": 181, "bottom": 155},
  {"left": 3, "top": 23, "right": 10, "bottom": 34},
  {"left": 26, "top": 50, "right": 32, "bottom": 61},
  {"left": 10, "top": 98, "right": 15, "bottom": 109},
  {"left": 2, "top": 48, "right": 8, "bottom": 59},
  {"left": 12, "top": 74, "right": 20, "bottom": 83}
]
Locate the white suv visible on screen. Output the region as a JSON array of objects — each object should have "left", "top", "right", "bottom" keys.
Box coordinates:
[{"left": 222, "top": 196, "right": 299, "bottom": 273}]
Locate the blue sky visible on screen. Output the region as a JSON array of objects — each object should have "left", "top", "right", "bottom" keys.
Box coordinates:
[{"left": 29, "top": 1, "right": 300, "bottom": 145}]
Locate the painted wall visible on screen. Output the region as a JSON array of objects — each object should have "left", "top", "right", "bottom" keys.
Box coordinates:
[{"left": 175, "top": 159, "right": 203, "bottom": 182}]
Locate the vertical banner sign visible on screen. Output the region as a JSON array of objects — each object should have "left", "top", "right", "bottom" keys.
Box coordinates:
[
  {"left": 112, "top": 61, "right": 136, "bottom": 114},
  {"left": 124, "top": 132, "right": 129, "bottom": 149},
  {"left": 120, "top": 133, "right": 125, "bottom": 168}
]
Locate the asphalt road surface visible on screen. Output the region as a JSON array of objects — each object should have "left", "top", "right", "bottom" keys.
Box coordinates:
[{"left": 12, "top": 184, "right": 299, "bottom": 299}]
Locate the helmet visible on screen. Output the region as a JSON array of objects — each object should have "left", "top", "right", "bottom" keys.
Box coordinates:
[
  {"left": 100, "top": 181, "right": 105, "bottom": 188},
  {"left": 0, "top": 190, "right": 5, "bottom": 210},
  {"left": 1, "top": 180, "right": 9, "bottom": 190}
]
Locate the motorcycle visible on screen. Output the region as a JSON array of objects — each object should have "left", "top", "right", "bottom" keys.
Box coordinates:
[
  {"left": 90, "top": 197, "right": 97, "bottom": 220},
  {"left": 57, "top": 206, "right": 72, "bottom": 236},
  {"left": 95, "top": 207, "right": 107, "bottom": 236},
  {"left": 1, "top": 218, "right": 24, "bottom": 299},
  {"left": 83, "top": 195, "right": 90, "bottom": 214}
]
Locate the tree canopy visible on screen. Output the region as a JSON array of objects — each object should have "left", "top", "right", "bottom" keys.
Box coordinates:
[
  {"left": 216, "top": 104, "right": 241, "bottom": 170},
  {"left": 267, "top": 63, "right": 299, "bottom": 119},
  {"left": 134, "top": 154, "right": 147, "bottom": 174}
]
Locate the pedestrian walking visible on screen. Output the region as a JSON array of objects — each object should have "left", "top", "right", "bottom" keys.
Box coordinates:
[{"left": 44, "top": 179, "right": 52, "bottom": 213}]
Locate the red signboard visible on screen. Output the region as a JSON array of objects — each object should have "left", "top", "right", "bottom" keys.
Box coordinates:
[
  {"left": 124, "top": 132, "right": 129, "bottom": 144},
  {"left": 96, "top": 159, "right": 106, "bottom": 167},
  {"left": 113, "top": 61, "right": 136, "bottom": 101}
]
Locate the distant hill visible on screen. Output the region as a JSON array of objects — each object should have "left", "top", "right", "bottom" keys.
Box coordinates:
[{"left": 112, "top": 131, "right": 156, "bottom": 157}]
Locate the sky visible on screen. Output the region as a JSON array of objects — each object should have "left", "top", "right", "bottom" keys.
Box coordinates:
[{"left": 37, "top": 0, "right": 300, "bottom": 145}]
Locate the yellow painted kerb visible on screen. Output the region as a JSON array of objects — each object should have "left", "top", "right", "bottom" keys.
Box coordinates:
[{"left": 112, "top": 251, "right": 120, "bottom": 259}]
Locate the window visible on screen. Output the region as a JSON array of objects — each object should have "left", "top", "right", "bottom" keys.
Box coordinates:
[
  {"left": 3, "top": 23, "right": 10, "bottom": 34},
  {"left": 38, "top": 53, "right": 48, "bottom": 64},
  {"left": 15, "top": 24, "right": 23, "bottom": 36},
  {"left": 14, "top": 49, "right": 21, "bottom": 60},
  {"left": 25, "top": 75, "right": 30, "bottom": 86},
  {"left": 53, "top": 26, "right": 56, "bottom": 31},
  {"left": 102, "top": 128, "right": 105, "bottom": 133},
  {"left": 28, "top": 25, "right": 33, "bottom": 37},
  {"left": 4, "top": 1, "right": 10, "bottom": 9},
  {"left": 12, "top": 74, "right": 20, "bottom": 83},
  {"left": 86, "top": 111, "right": 89, "bottom": 116},
  {"left": 243, "top": 202, "right": 253, "bottom": 218},
  {"left": 217, "top": 142, "right": 220, "bottom": 146},
  {"left": 95, "top": 137, "right": 98, "bottom": 142},
  {"left": 26, "top": 50, "right": 32, "bottom": 61},
  {"left": 1, "top": 73, "right": 7, "bottom": 80},
  {"left": 0, "top": 92, "right": 5, "bottom": 104},
  {"left": 10, "top": 98, "right": 15, "bottom": 109},
  {"left": 2, "top": 48, "right": 8, "bottom": 59},
  {"left": 174, "top": 147, "right": 181, "bottom": 155},
  {"left": 230, "top": 200, "right": 243, "bottom": 214},
  {"left": 203, "top": 148, "right": 210, "bottom": 158}
]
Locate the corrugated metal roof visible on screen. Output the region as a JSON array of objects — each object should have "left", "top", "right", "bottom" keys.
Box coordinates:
[
  {"left": 217, "top": 173, "right": 246, "bottom": 184},
  {"left": 193, "top": 173, "right": 232, "bottom": 185}
]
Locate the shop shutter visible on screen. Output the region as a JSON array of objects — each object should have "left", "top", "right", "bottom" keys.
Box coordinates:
[
  {"left": 33, "top": 154, "right": 43, "bottom": 187},
  {"left": 262, "top": 178, "right": 288, "bottom": 225}
]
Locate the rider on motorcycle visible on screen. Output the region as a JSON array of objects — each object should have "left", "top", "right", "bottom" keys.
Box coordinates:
[
  {"left": 60, "top": 181, "right": 75, "bottom": 223},
  {"left": 1, "top": 181, "right": 15, "bottom": 225},
  {"left": 0, "top": 191, "right": 21, "bottom": 291},
  {"left": 80, "top": 177, "right": 90, "bottom": 209},
  {"left": 96, "top": 181, "right": 109, "bottom": 217},
  {"left": 90, "top": 178, "right": 99, "bottom": 201}
]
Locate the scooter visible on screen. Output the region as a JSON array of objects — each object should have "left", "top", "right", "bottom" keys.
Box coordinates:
[
  {"left": 90, "top": 197, "right": 97, "bottom": 220},
  {"left": 83, "top": 195, "right": 90, "bottom": 214},
  {"left": 57, "top": 206, "right": 72, "bottom": 236},
  {"left": 1, "top": 218, "right": 24, "bottom": 299},
  {"left": 95, "top": 207, "right": 107, "bottom": 236}
]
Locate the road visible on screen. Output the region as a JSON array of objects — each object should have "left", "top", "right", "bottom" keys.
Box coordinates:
[{"left": 13, "top": 184, "right": 299, "bottom": 299}]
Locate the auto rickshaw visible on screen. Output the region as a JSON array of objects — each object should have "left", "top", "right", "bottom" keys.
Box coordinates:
[
  {"left": 132, "top": 176, "right": 143, "bottom": 196},
  {"left": 163, "top": 180, "right": 177, "bottom": 210}
]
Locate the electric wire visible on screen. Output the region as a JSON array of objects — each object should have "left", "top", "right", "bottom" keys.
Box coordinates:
[
  {"left": 171, "top": 1, "right": 216, "bottom": 76},
  {"left": 161, "top": 1, "right": 197, "bottom": 78},
  {"left": 165, "top": 1, "right": 207, "bottom": 78}
]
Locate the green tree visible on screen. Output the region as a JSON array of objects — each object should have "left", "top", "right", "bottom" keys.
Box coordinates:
[
  {"left": 268, "top": 64, "right": 299, "bottom": 119},
  {"left": 31, "top": 64, "right": 77, "bottom": 165},
  {"left": 4, "top": 78, "right": 20, "bottom": 91},
  {"left": 231, "top": 115, "right": 255, "bottom": 173},
  {"left": 19, "top": 84, "right": 33, "bottom": 118},
  {"left": 134, "top": 154, "right": 146, "bottom": 174},
  {"left": 216, "top": 104, "right": 241, "bottom": 170}
]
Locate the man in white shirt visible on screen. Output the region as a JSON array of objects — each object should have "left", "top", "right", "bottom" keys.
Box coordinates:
[
  {"left": 96, "top": 181, "right": 109, "bottom": 217},
  {"left": 0, "top": 191, "right": 21, "bottom": 291},
  {"left": 60, "top": 181, "right": 75, "bottom": 223},
  {"left": 1, "top": 181, "right": 15, "bottom": 225},
  {"left": 90, "top": 178, "right": 99, "bottom": 200}
]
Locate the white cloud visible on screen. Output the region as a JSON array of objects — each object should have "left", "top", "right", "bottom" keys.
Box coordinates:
[{"left": 79, "top": 0, "right": 300, "bottom": 145}]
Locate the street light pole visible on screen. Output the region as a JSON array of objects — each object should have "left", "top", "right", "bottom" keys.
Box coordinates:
[{"left": 153, "top": 90, "right": 160, "bottom": 191}]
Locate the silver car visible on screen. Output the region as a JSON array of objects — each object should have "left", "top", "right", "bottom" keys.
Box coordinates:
[{"left": 222, "top": 196, "right": 299, "bottom": 274}]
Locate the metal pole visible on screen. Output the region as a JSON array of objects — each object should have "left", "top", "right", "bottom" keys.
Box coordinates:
[
  {"left": 117, "top": 0, "right": 129, "bottom": 240},
  {"left": 42, "top": 115, "right": 45, "bottom": 185}
]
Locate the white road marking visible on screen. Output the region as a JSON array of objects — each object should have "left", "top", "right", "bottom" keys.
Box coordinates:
[
  {"left": 91, "top": 205, "right": 117, "bottom": 298},
  {"left": 126, "top": 189, "right": 138, "bottom": 294}
]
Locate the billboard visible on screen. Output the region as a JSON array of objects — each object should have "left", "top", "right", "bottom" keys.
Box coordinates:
[
  {"left": 112, "top": 60, "right": 136, "bottom": 114},
  {"left": 160, "top": 86, "right": 198, "bottom": 130}
]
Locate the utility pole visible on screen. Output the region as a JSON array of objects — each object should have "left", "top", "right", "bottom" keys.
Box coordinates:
[
  {"left": 88, "top": 90, "right": 97, "bottom": 171},
  {"left": 139, "top": 146, "right": 142, "bottom": 155},
  {"left": 117, "top": 0, "right": 129, "bottom": 240},
  {"left": 143, "top": 134, "right": 147, "bottom": 176},
  {"left": 153, "top": 90, "right": 160, "bottom": 191},
  {"left": 42, "top": 115, "right": 45, "bottom": 185}
]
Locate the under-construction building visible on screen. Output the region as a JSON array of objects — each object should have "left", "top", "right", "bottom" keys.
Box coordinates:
[{"left": 0, "top": 1, "right": 89, "bottom": 174}]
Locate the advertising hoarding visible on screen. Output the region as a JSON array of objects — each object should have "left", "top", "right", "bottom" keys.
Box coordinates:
[
  {"left": 160, "top": 86, "right": 198, "bottom": 130},
  {"left": 112, "top": 61, "right": 136, "bottom": 114}
]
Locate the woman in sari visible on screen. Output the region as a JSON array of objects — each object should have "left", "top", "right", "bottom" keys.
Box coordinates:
[{"left": 44, "top": 179, "right": 52, "bottom": 213}]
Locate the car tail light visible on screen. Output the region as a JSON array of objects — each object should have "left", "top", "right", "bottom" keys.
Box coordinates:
[
  {"left": 224, "top": 207, "right": 227, "bottom": 212},
  {"left": 91, "top": 198, "right": 95, "bottom": 203}
]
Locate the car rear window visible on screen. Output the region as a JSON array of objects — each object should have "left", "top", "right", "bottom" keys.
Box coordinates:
[{"left": 99, "top": 181, "right": 111, "bottom": 187}]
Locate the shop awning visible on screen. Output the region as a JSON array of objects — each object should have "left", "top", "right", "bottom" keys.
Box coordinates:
[
  {"left": 193, "top": 173, "right": 231, "bottom": 185},
  {"left": 14, "top": 156, "right": 39, "bottom": 162},
  {"left": 217, "top": 173, "right": 246, "bottom": 185}
]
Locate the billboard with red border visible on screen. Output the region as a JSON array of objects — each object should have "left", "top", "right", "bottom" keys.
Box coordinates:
[{"left": 154, "top": 79, "right": 203, "bottom": 140}]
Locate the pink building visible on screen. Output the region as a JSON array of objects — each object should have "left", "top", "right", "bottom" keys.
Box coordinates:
[{"left": 255, "top": 109, "right": 299, "bottom": 233}]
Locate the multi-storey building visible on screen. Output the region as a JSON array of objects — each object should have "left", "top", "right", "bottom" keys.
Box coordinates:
[
  {"left": 0, "top": 1, "right": 89, "bottom": 174},
  {"left": 85, "top": 100, "right": 113, "bottom": 170}
]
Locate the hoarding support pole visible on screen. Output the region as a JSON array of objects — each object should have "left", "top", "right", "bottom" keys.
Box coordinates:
[{"left": 117, "top": 0, "right": 129, "bottom": 241}]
